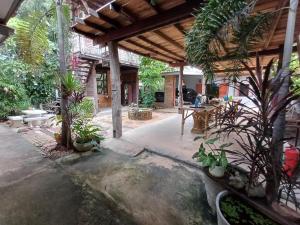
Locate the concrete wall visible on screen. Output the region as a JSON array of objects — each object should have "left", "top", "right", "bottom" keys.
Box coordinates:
[{"left": 85, "top": 65, "right": 99, "bottom": 113}]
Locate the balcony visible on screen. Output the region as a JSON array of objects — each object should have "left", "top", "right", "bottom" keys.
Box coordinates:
[{"left": 72, "top": 34, "right": 140, "bottom": 67}]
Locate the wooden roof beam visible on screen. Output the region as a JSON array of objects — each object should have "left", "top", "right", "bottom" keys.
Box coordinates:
[
  {"left": 144, "top": 0, "right": 161, "bottom": 14},
  {"left": 153, "top": 30, "right": 184, "bottom": 51},
  {"left": 263, "top": 0, "right": 289, "bottom": 49},
  {"left": 88, "top": 8, "right": 121, "bottom": 29},
  {"left": 72, "top": 27, "right": 97, "bottom": 39},
  {"left": 110, "top": 2, "right": 137, "bottom": 23},
  {"left": 125, "top": 39, "right": 181, "bottom": 62},
  {"left": 75, "top": 17, "right": 107, "bottom": 34},
  {"left": 173, "top": 24, "right": 186, "bottom": 36},
  {"left": 119, "top": 44, "right": 172, "bottom": 64},
  {"left": 94, "top": 0, "right": 203, "bottom": 44},
  {"left": 137, "top": 35, "right": 185, "bottom": 60}
]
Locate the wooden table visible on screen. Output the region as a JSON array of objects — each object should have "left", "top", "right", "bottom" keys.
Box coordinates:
[{"left": 180, "top": 104, "right": 222, "bottom": 137}]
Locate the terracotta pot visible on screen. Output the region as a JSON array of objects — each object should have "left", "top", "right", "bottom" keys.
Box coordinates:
[
  {"left": 209, "top": 166, "right": 225, "bottom": 178},
  {"left": 73, "top": 140, "right": 95, "bottom": 152}
]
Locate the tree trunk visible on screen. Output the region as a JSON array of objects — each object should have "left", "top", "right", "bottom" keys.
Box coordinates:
[
  {"left": 56, "top": 0, "right": 69, "bottom": 148},
  {"left": 268, "top": 0, "right": 299, "bottom": 203}
]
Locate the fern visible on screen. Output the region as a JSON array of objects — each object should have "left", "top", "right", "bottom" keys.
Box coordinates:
[
  {"left": 13, "top": 14, "right": 49, "bottom": 66},
  {"left": 9, "top": 1, "right": 71, "bottom": 67}
]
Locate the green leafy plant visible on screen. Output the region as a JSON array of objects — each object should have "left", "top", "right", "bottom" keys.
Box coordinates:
[
  {"left": 0, "top": 60, "right": 30, "bottom": 118},
  {"left": 220, "top": 195, "right": 278, "bottom": 225},
  {"left": 186, "top": 0, "right": 273, "bottom": 81},
  {"left": 139, "top": 57, "right": 173, "bottom": 107},
  {"left": 60, "top": 71, "right": 81, "bottom": 96},
  {"left": 70, "top": 98, "right": 94, "bottom": 119},
  {"left": 72, "top": 118, "right": 103, "bottom": 144},
  {"left": 193, "top": 136, "right": 230, "bottom": 169}
]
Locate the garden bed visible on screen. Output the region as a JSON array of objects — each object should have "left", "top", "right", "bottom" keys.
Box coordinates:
[
  {"left": 128, "top": 108, "right": 153, "bottom": 120},
  {"left": 202, "top": 167, "right": 299, "bottom": 225}
]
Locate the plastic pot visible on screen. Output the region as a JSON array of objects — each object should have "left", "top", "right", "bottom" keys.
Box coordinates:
[
  {"left": 209, "top": 166, "right": 225, "bottom": 178},
  {"left": 73, "top": 140, "right": 95, "bottom": 152},
  {"left": 216, "top": 190, "right": 230, "bottom": 225}
]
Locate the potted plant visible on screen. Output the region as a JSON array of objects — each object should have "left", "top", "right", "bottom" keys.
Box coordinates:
[
  {"left": 72, "top": 118, "right": 103, "bottom": 152},
  {"left": 193, "top": 138, "right": 229, "bottom": 178},
  {"left": 193, "top": 136, "right": 231, "bottom": 213},
  {"left": 193, "top": 137, "right": 230, "bottom": 178},
  {"left": 216, "top": 191, "right": 279, "bottom": 225}
]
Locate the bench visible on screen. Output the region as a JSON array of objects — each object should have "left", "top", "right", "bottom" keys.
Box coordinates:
[
  {"left": 8, "top": 116, "right": 24, "bottom": 128},
  {"left": 24, "top": 116, "right": 49, "bottom": 127}
]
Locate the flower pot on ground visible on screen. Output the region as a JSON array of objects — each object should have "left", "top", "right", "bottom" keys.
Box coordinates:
[
  {"left": 72, "top": 118, "right": 103, "bottom": 152},
  {"left": 73, "top": 140, "right": 96, "bottom": 152},
  {"left": 216, "top": 190, "right": 279, "bottom": 225}
]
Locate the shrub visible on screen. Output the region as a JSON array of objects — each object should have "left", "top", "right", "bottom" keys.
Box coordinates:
[{"left": 0, "top": 78, "right": 30, "bottom": 119}]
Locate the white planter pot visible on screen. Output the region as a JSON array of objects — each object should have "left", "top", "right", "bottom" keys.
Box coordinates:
[
  {"left": 203, "top": 174, "right": 225, "bottom": 214},
  {"left": 216, "top": 190, "right": 231, "bottom": 225},
  {"left": 209, "top": 166, "right": 225, "bottom": 178}
]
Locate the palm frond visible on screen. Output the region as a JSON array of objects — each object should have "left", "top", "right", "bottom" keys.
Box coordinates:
[{"left": 186, "top": 0, "right": 272, "bottom": 80}]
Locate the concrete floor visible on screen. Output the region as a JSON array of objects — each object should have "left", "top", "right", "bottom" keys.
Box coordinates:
[
  {"left": 102, "top": 112, "right": 201, "bottom": 163},
  {"left": 0, "top": 125, "right": 216, "bottom": 225}
]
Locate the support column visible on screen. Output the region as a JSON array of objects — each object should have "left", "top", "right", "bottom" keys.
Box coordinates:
[
  {"left": 86, "top": 64, "right": 98, "bottom": 114},
  {"left": 297, "top": 35, "right": 300, "bottom": 62},
  {"left": 178, "top": 66, "right": 184, "bottom": 111},
  {"left": 108, "top": 41, "right": 122, "bottom": 138},
  {"left": 269, "top": 0, "right": 299, "bottom": 203},
  {"left": 136, "top": 72, "right": 140, "bottom": 106}
]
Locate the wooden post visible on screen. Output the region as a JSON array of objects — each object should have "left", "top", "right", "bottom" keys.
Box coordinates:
[
  {"left": 297, "top": 35, "right": 300, "bottom": 62},
  {"left": 178, "top": 66, "right": 184, "bottom": 112},
  {"left": 108, "top": 41, "right": 122, "bottom": 138},
  {"left": 136, "top": 72, "right": 139, "bottom": 107},
  {"left": 269, "top": 0, "right": 299, "bottom": 203}
]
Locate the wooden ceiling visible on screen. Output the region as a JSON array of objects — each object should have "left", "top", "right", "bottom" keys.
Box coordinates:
[{"left": 71, "top": 0, "right": 300, "bottom": 72}]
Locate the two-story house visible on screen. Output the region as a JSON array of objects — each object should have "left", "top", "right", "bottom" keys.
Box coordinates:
[{"left": 69, "top": 0, "right": 140, "bottom": 112}]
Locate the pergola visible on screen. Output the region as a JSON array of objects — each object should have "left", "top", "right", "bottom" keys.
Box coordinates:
[
  {"left": 0, "top": 0, "right": 23, "bottom": 43},
  {"left": 72, "top": 0, "right": 300, "bottom": 138}
]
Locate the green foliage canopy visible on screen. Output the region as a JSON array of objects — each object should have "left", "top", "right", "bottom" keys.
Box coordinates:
[
  {"left": 186, "top": 0, "right": 273, "bottom": 81},
  {"left": 139, "top": 57, "right": 173, "bottom": 107}
]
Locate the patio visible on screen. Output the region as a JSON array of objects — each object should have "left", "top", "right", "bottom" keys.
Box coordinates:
[
  {"left": 1, "top": 0, "right": 300, "bottom": 224},
  {"left": 0, "top": 125, "right": 216, "bottom": 225}
]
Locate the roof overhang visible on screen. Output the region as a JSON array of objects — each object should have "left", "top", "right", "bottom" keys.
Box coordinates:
[
  {"left": 0, "top": 0, "right": 24, "bottom": 43},
  {"left": 71, "top": 0, "right": 300, "bottom": 70}
]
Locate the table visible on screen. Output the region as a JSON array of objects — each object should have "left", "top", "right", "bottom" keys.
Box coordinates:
[
  {"left": 22, "top": 109, "right": 47, "bottom": 117},
  {"left": 180, "top": 104, "right": 222, "bottom": 137}
]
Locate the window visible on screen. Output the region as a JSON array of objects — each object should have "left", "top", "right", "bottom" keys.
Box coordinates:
[{"left": 96, "top": 73, "right": 108, "bottom": 95}]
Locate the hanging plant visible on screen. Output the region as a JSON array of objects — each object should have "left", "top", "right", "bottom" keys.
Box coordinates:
[{"left": 186, "top": 0, "right": 273, "bottom": 81}]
